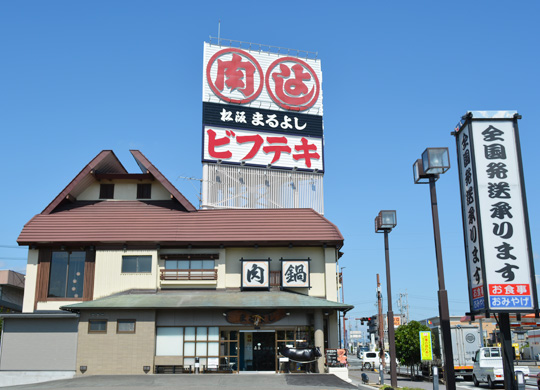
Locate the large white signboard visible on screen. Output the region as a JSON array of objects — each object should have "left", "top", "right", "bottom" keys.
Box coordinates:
[
  {"left": 203, "top": 43, "right": 323, "bottom": 115},
  {"left": 203, "top": 126, "right": 323, "bottom": 171},
  {"left": 241, "top": 259, "right": 270, "bottom": 289},
  {"left": 281, "top": 259, "right": 310, "bottom": 288},
  {"left": 455, "top": 111, "right": 537, "bottom": 313},
  {"left": 456, "top": 123, "right": 485, "bottom": 312}
]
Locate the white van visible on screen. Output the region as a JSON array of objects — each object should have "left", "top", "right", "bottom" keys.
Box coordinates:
[
  {"left": 472, "top": 347, "right": 529, "bottom": 388},
  {"left": 360, "top": 351, "right": 391, "bottom": 370}
]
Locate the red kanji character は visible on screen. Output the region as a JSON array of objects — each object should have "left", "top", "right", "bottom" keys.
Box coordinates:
[
  {"left": 207, "top": 129, "right": 232, "bottom": 159},
  {"left": 292, "top": 137, "right": 320, "bottom": 168},
  {"left": 263, "top": 136, "right": 292, "bottom": 164},
  {"left": 237, "top": 134, "right": 264, "bottom": 160},
  {"left": 215, "top": 54, "right": 256, "bottom": 97},
  {"left": 265, "top": 57, "right": 320, "bottom": 111},
  {"left": 272, "top": 63, "right": 315, "bottom": 107}
]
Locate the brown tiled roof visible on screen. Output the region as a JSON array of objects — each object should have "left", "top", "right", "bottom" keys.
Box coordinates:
[{"left": 18, "top": 201, "right": 343, "bottom": 247}]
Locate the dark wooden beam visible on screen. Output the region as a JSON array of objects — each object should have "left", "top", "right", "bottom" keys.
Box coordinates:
[{"left": 93, "top": 173, "right": 154, "bottom": 181}]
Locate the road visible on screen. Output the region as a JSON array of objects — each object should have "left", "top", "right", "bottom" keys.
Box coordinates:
[{"left": 349, "top": 353, "right": 540, "bottom": 389}]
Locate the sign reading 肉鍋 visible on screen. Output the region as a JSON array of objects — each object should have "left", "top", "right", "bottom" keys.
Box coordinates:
[
  {"left": 455, "top": 111, "right": 537, "bottom": 314},
  {"left": 419, "top": 331, "right": 433, "bottom": 361}
]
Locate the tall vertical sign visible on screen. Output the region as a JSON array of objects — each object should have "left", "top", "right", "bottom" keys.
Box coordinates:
[
  {"left": 454, "top": 111, "right": 537, "bottom": 315},
  {"left": 201, "top": 41, "right": 325, "bottom": 213}
]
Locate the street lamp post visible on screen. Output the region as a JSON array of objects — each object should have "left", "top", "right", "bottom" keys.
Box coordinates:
[
  {"left": 413, "top": 147, "right": 455, "bottom": 390},
  {"left": 375, "top": 210, "right": 398, "bottom": 388}
]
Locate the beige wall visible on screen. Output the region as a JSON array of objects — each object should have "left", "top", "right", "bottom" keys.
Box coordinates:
[
  {"left": 22, "top": 249, "right": 38, "bottom": 313},
  {"left": 224, "top": 247, "right": 334, "bottom": 298},
  {"left": 93, "top": 250, "right": 158, "bottom": 299},
  {"left": 76, "top": 310, "right": 156, "bottom": 375},
  {"left": 24, "top": 244, "right": 339, "bottom": 311},
  {"left": 77, "top": 180, "right": 170, "bottom": 201}
]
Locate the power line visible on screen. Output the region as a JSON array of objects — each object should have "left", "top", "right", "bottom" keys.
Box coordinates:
[{"left": 0, "top": 245, "right": 24, "bottom": 249}]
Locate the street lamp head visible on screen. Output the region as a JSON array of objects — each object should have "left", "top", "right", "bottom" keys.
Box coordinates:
[
  {"left": 375, "top": 210, "right": 397, "bottom": 232},
  {"left": 413, "top": 159, "right": 431, "bottom": 184},
  {"left": 421, "top": 147, "right": 450, "bottom": 175}
]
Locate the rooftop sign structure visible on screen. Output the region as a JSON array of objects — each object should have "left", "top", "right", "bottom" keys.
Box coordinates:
[{"left": 201, "top": 39, "right": 325, "bottom": 213}]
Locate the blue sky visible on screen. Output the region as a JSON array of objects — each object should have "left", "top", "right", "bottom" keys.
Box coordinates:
[{"left": 1, "top": 1, "right": 539, "bottom": 327}]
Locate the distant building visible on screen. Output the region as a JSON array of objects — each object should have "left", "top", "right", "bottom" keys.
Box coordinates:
[{"left": 0, "top": 270, "right": 24, "bottom": 312}]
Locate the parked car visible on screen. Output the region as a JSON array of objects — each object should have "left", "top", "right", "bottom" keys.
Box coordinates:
[
  {"left": 360, "top": 351, "right": 390, "bottom": 370},
  {"left": 357, "top": 346, "right": 370, "bottom": 359}
]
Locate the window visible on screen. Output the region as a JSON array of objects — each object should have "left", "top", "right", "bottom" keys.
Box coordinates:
[
  {"left": 156, "top": 327, "right": 184, "bottom": 356},
  {"left": 137, "top": 183, "right": 152, "bottom": 199},
  {"left": 117, "top": 319, "right": 136, "bottom": 333},
  {"left": 165, "top": 260, "right": 215, "bottom": 270},
  {"left": 122, "top": 256, "right": 152, "bottom": 273},
  {"left": 48, "top": 251, "right": 85, "bottom": 298},
  {"left": 155, "top": 326, "right": 220, "bottom": 369},
  {"left": 89, "top": 320, "right": 107, "bottom": 333},
  {"left": 99, "top": 183, "right": 114, "bottom": 199}
]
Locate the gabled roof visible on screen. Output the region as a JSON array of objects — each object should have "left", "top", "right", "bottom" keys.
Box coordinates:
[
  {"left": 18, "top": 203, "right": 343, "bottom": 246},
  {"left": 130, "top": 150, "right": 196, "bottom": 212},
  {"left": 42, "top": 150, "right": 127, "bottom": 215},
  {"left": 41, "top": 150, "right": 195, "bottom": 215}
]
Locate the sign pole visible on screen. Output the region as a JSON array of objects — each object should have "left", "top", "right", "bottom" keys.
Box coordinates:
[{"left": 499, "top": 313, "right": 516, "bottom": 390}]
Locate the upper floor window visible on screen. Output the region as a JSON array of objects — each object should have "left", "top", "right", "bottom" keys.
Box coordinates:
[
  {"left": 122, "top": 255, "right": 152, "bottom": 273},
  {"left": 137, "top": 183, "right": 152, "bottom": 199},
  {"left": 165, "top": 260, "right": 215, "bottom": 270},
  {"left": 99, "top": 183, "right": 114, "bottom": 199},
  {"left": 48, "top": 251, "right": 86, "bottom": 298}
]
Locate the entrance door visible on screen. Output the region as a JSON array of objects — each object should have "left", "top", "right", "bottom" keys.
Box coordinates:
[
  {"left": 240, "top": 331, "right": 276, "bottom": 372},
  {"left": 252, "top": 332, "right": 275, "bottom": 371}
]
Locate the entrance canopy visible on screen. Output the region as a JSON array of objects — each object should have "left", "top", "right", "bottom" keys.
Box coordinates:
[{"left": 61, "top": 290, "right": 353, "bottom": 312}]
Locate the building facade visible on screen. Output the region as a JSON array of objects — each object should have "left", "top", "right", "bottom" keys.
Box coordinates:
[{"left": 0, "top": 150, "right": 351, "bottom": 380}]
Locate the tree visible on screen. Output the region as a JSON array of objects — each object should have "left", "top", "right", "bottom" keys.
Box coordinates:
[{"left": 394, "top": 320, "right": 430, "bottom": 376}]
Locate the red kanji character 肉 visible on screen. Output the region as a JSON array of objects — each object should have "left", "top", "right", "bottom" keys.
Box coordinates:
[{"left": 215, "top": 54, "right": 255, "bottom": 97}]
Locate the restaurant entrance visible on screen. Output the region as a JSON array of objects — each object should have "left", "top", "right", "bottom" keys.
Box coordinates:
[{"left": 239, "top": 330, "right": 276, "bottom": 372}]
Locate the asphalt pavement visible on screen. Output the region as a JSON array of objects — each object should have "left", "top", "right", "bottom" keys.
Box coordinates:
[{"left": 3, "top": 355, "right": 539, "bottom": 390}]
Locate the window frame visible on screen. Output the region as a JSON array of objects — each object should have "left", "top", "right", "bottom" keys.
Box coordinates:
[
  {"left": 117, "top": 319, "right": 136, "bottom": 334},
  {"left": 88, "top": 319, "right": 108, "bottom": 334},
  {"left": 99, "top": 183, "right": 115, "bottom": 199},
  {"left": 47, "top": 250, "right": 86, "bottom": 299},
  {"left": 121, "top": 255, "right": 153, "bottom": 273},
  {"left": 137, "top": 183, "right": 152, "bottom": 199}
]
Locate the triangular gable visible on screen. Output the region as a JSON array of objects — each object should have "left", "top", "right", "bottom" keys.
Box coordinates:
[
  {"left": 130, "top": 150, "right": 196, "bottom": 212},
  {"left": 42, "top": 150, "right": 127, "bottom": 215}
]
